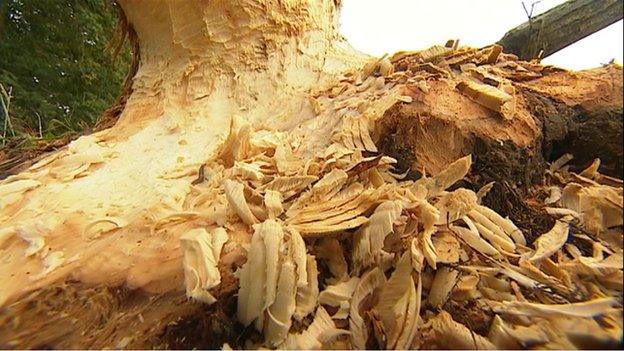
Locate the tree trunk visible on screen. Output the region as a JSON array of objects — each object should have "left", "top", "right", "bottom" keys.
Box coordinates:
[
  {"left": 0, "top": 0, "right": 363, "bottom": 305},
  {"left": 1, "top": 1, "right": 622, "bottom": 349},
  {"left": 498, "top": 0, "right": 624, "bottom": 60}
]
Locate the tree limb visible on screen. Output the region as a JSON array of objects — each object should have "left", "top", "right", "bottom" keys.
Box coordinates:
[{"left": 498, "top": 0, "right": 623, "bottom": 60}]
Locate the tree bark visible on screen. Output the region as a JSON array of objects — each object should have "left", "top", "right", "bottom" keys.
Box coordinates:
[
  {"left": 0, "top": 1, "right": 622, "bottom": 349},
  {"left": 497, "top": 0, "right": 624, "bottom": 60}
]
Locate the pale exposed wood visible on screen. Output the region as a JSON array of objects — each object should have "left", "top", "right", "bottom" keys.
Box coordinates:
[
  {"left": 0, "top": 0, "right": 368, "bottom": 307},
  {"left": 0, "top": 1, "right": 622, "bottom": 349}
]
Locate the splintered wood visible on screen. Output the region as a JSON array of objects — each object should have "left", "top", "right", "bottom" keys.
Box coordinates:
[
  {"left": 179, "top": 73, "right": 619, "bottom": 348},
  {"left": 456, "top": 80, "right": 513, "bottom": 114},
  {"left": 0, "top": 32, "right": 622, "bottom": 350},
  {"left": 201, "top": 112, "right": 620, "bottom": 348},
  {"left": 388, "top": 43, "right": 556, "bottom": 121}
]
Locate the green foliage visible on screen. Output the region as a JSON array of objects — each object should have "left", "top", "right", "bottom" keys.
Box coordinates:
[{"left": 0, "top": 0, "right": 130, "bottom": 139}]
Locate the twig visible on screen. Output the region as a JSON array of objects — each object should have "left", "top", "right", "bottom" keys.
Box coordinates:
[
  {"left": 0, "top": 84, "right": 16, "bottom": 145},
  {"left": 36, "top": 112, "right": 43, "bottom": 138},
  {"left": 522, "top": 0, "right": 543, "bottom": 28}
]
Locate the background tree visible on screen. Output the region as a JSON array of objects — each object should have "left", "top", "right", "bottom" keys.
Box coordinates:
[{"left": 0, "top": 0, "right": 130, "bottom": 139}]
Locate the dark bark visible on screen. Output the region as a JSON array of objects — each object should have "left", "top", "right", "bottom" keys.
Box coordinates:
[{"left": 498, "top": 0, "right": 624, "bottom": 60}]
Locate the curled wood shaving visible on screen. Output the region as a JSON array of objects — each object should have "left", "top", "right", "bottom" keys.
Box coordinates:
[
  {"left": 579, "top": 158, "right": 601, "bottom": 179},
  {"left": 237, "top": 222, "right": 270, "bottom": 327},
  {"left": 310, "top": 169, "right": 348, "bottom": 199},
  {"left": 294, "top": 255, "right": 319, "bottom": 321},
  {"left": 530, "top": 219, "right": 569, "bottom": 263},
  {"left": 316, "top": 238, "right": 349, "bottom": 282},
  {"left": 288, "top": 188, "right": 378, "bottom": 235},
  {"left": 263, "top": 222, "right": 285, "bottom": 310},
  {"left": 350, "top": 267, "right": 386, "bottom": 349},
  {"left": 264, "top": 190, "right": 283, "bottom": 219},
  {"left": 432, "top": 231, "right": 460, "bottom": 263},
  {"left": 427, "top": 266, "right": 460, "bottom": 308},
  {"left": 232, "top": 161, "right": 264, "bottom": 181},
  {"left": 541, "top": 257, "right": 573, "bottom": 288},
  {"left": 358, "top": 118, "right": 377, "bottom": 152},
  {"left": 237, "top": 220, "right": 321, "bottom": 345},
  {"left": 498, "top": 264, "right": 542, "bottom": 291},
  {"left": 480, "top": 286, "right": 515, "bottom": 302},
  {"left": 488, "top": 315, "right": 549, "bottom": 349},
  {"left": 249, "top": 129, "right": 282, "bottom": 150},
  {"left": 275, "top": 143, "right": 305, "bottom": 175},
  {"left": 474, "top": 205, "right": 526, "bottom": 246},
  {"left": 220, "top": 121, "right": 251, "bottom": 165},
  {"left": 544, "top": 186, "right": 563, "bottom": 204},
  {"left": 517, "top": 259, "right": 571, "bottom": 293},
  {"left": 468, "top": 210, "right": 516, "bottom": 252},
  {"left": 410, "top": 238, "right": 425, "bottom": 272},
  {"left": 395, "top": 273, "right": 420, "bottom": 349},
  {"left": 549, "top": 153, "right": 573, "bottom": 172},
  {"left": 339, "top": 116, "right": 377, "bottom": 153},
  {"left": 260, "top": 175, "right": 317, "bottom": 199},
  {"left": 319, "top": 277, "right": 360, "bottom": 319},
  {"left": 560, "top": 183, "right": 623, "bottom": 234},
  {"left": 180, "top": 227, "right": 228, "bottom": 304},
  {"left": 352, "top": 200, "right": 403, "bottom": 272},
  {"left": 426, "top": 155, "right": 472, "bottom": 196},
  {"left": 287, "top": 183, "right": 363, "bottom": 218},
  {"left": 422, "top": 310, "right": 496, "bottom": 349},
  {"left": 452, "top": 273, "right": 481, "bottom": 301},
  {"left": 323, "top": 143, "right": 354, "bottom": 161},
  {"left": 266, "top": 256, "right": 297, "bottom": 346},
  {"left": 224, "top": 179, "right": 259, "bottom": 225},
  {"left": 374, "top": 253, "right": 415, "bottom": 349},
  {"left": 561, "top": 253, "right": 623, "bottom": 277},
  {"left": 455, "top": 218, "right": 502, "bottom": 257},
  {"left": 435, "top": 189, "right": 478, "bottom": 224},
  {"left": 289, "top": 216, "right": 369, "bottom": 235},
  {"left": 289, "top": 228, "right": 308, "bottom": 288},
  {"left": 420, "top": 211, "right": 440, "bottom": 269},
  {"left": 544, "top": 206, "right": 580, "bottom": 218},
  {"left": 282, "top": 307, "right": 347, "bottom": 350},
  {"left": 417, "top": 201, "right": 440, "bottom": 269}
]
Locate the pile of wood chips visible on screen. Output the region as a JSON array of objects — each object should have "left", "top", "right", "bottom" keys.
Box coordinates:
[
  {"left": 1, "top": 42, "right": 621, "bottom": 350},
  {"left": 176, "top": 46, "right": 622, "bottom": 348}
]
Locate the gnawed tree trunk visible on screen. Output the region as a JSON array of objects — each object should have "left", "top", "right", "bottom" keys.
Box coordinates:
[
  {"left": 1, "top": 1, "right": 623, "bottom": 349},
  {"left": 1, "top": 0, "right": 365, "bottom": 304}
]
